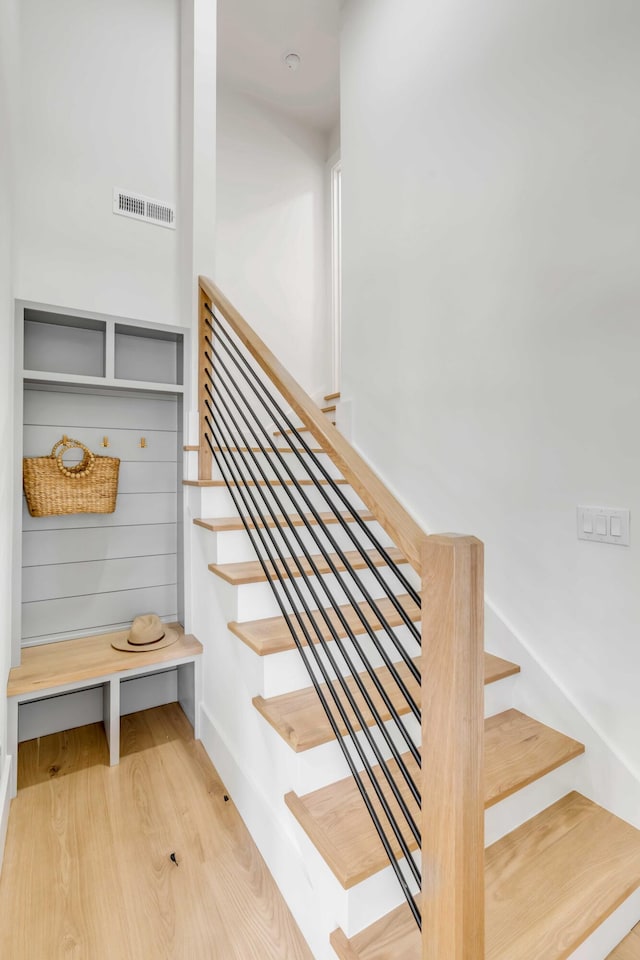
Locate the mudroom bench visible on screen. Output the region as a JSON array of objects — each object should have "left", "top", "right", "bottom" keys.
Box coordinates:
[{"left": 7, "top": 625, "right": 202, "bottom": 797}]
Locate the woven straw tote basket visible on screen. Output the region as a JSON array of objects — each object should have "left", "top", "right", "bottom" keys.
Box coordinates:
[{"left": 23, "top": 437, "right": 120, "bottom": 517}]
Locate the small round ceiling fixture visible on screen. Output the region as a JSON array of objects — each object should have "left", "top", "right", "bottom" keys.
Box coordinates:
[{"left": 284, "top": 52, "right": 301, "bottom": 72}]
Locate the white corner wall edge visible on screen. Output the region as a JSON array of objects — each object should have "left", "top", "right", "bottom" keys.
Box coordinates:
[
  {"left": 0, "top": 754, "right": 12, "bottom": 873},
  {"left": 198, "top": 702, "right": 334, "bottom": 960}
]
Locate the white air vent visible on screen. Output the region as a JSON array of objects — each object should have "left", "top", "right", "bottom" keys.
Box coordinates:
[{"left": 113, "top": 188, "right": 176, "bottom": 229}]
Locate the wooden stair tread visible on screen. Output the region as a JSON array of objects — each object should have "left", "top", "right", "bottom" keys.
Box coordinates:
[
  {"left": 322, "top": 404, "right": 337, "bottom": 414},
  {"left": 285, "top": 709, "right": 584, "bottom": 887},
  {"left": 253, "top": 653, "right": 511, "bottom": 753},
  {"left": 183, "top": 477, "right": 348, "bottom": 487},
  {"left": 607, "top": 923, "right": 640, "bottom": 958},
  {"left": 210, "top": 546, "right": 407, "bottom": 587},
  {"left": 7, "top": 625, "right": 202, "bottom": 697},
  {"left": 330, "top": 793, "right": 640, "bottom": 960},
  {"left": 194, "top": 510, "right": 374, "bottom": 535},
  {"left": 255, "top": 657, "right": 420, "bottom": 753},
  {"left": 230, "top": 594, "right": 420, "bottom": 657},
  {"left": 183, "top": 444, "right": 199, "bottom": 451},
  {"left": 324, "top": 392, "right": 340, "bottom": 402},
  {"left": 230, "top": 587, "right": 519, "bottom": 672}
]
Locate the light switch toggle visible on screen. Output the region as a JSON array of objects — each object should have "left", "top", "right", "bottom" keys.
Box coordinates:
[{"left": 577, "top": 506, "right": 630, "bottom": 546}]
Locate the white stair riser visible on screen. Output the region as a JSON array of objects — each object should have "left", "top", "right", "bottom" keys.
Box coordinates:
[
  {"left": 258, "top": 625, "right": 421, "bottom": 699},
  {"left": 484, "top": 753, "right": 586, "bottom": 845},
  {"left": 202, "top": 519, "right": 393, "bottom": 565},
  {"left": 484, "top": 673, "right": 518, "bottom": 718},
  {"left": 209, "top": 450, "right": 344, "bottom": 484},
  {"left": 287, "top": 813, "right": 419, "bottom": 938},
  {"left": 228, "top": 563, "right": 420, "bottom": 623},
  {"left": 196, "top": 481, "right": 366, "bottom": 519},
  {"left": 183, "top": 449, "right": 199, "bottom": 481}
]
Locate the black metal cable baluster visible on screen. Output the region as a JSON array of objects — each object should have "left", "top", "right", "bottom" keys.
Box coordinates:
[
  {"left": 208, "top": 313, "right": 422, "bottom": 632},
  {"left": 205, "top": 335, "right": 421, "bottom": 685},
  {"left": 207, "top": 330, "right": 421, "bottom": 682},
  {"left": 205, "top": 367, "right": 421, "bottom": 755},
  {"left": 206, "top": 310, "right": 422, "bottom": 633},
  {"left": 205, "top": 368, "right": 421, "bottom": 756},
  {"left": 203, "top": 411, "right": 422, "bottom": 922},
  {"left": 205, "top": 379, "right": 421, "bottom": 800},
  {"left": 205, "top": 398, "right": 421, "bottom": 850}
]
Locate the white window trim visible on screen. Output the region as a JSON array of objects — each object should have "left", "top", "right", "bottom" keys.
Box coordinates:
[{"left": 329, "top": 153, "right": 342, "bottom": 395}]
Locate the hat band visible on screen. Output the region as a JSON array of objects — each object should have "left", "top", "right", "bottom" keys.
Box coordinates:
[{"left": 130, "top": 631, "right": 166, "bottom": 647}]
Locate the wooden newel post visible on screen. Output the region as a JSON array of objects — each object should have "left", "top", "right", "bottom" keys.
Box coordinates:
[
  {"left": 421, "top": 534, "right": 484, "bottom": 960},
  {"left": 198, "top": 283, "right": 213, "bottom": 481}
]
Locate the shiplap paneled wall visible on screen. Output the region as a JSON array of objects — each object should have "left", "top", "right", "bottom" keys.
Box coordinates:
[{"left": 22, "top": 385, "right": 179, "bottom": 645}]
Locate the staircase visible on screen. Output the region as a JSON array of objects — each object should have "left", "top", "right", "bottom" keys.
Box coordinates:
[{"left": 186, "top": 278, "right": 640, "bottom": 960}]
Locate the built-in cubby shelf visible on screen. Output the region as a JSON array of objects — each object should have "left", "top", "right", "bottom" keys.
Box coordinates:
[
  {"left": 22, "top": 307, "right": 185, "bottom": 393},
  {"left": 24, "top": 310, "right": 107, "bottom": 379},
  {"left": 114, "top": 323, "right": 183, "bottom": 386},
  {"left": 7, "top": 625, "right": 202, "bottom": 797}
]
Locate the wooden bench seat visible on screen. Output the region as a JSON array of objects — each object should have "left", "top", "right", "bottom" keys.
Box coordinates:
[{"left": 7, "top": 624, "right": 202, "bottom": 798}]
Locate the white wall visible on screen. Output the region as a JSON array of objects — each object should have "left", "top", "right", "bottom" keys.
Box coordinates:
[
  {"left": 15, "top": 0, "right": 180, "bottom": 326},
  {"left": 341, "top": 0, "right": 640, "bottom": 773},
  {"left": 216, "top": 85, "right": 330, "bottom": 397},
  {"left": 0, "top": 0, "right": 18, "bottom": 777}
]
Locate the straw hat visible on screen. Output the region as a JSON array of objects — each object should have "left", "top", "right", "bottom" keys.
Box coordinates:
[{"left": 111, "top": 614, "right": 178, "bottom": 653}]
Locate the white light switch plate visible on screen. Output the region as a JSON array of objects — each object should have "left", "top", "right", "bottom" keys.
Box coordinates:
[{"left": 577, "top": 506, "right": 630, "bottom": 546}]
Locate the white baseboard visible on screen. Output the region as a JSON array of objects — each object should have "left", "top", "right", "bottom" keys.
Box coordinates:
[
  {"left": 199, "top": 702, "right": 337, "bottom": 960},
  {"left": 0, "top": 754, "right": 12, "bottom": 876}
]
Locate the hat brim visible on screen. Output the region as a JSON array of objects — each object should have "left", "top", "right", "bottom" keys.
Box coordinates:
[{"left": 111, "top": 625, "right": 179, "bottom": 653}]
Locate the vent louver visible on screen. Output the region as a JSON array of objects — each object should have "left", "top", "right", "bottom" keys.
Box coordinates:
[{"left": 113, "top": 189, "right": 175, "bottom": 229}]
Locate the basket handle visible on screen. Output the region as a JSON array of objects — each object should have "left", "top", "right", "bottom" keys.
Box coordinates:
[{"left": 51, "top": 437, "right": 96, "bottom": 479}]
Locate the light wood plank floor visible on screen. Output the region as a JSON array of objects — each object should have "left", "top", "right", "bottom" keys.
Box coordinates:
[{"left": 0, "top": 704, "right": 314, "bottom": 960}]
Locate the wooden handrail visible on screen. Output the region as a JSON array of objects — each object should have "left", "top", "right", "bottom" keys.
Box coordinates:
[
  {"left": 199, "top": 276, "right": 426, "bottom": 572},
  {"left": 421, "top": 534, "right": 485, "bottom": 959}
]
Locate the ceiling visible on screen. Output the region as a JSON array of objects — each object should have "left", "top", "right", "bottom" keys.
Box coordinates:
[{"left": 217, "top": 0, "right": 341, "bottom": 133}]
